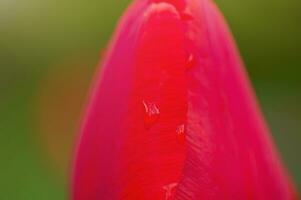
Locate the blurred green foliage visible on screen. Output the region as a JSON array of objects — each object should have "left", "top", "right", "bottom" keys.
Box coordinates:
[{"left": 0, "top": 0, "right": 300, "bottom": 199}]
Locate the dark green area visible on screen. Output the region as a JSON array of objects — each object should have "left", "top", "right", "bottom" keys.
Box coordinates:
[{"left": 0, "top": 0, "right": 300, "bottom": 198}]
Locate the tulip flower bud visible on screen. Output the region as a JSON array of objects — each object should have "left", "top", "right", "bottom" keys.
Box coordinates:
[{"left": 72, "top": 0, "right": 298, "bottom": 199}]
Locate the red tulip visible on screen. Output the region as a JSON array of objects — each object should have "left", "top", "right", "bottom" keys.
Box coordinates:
[{"left": 72, "top": 0, "right": 297, "bottom": 199}]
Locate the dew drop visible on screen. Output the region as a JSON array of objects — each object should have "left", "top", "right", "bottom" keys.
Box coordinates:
[
  {"left": 163, "top": 182, "right": 178, "bottom": 200},
  {"left": 176, "top": 124, "right": 186, "bottom": 144},
  {"left": 186, "top": 54, "right": 196, "bottom": 70},
  {"left": 143, "top": 100, "right": 160, "bottom": 128},
  {"left": 181, "top": 12, "right": 194, "bottom": 21}
]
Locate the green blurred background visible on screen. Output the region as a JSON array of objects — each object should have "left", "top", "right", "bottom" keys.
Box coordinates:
[{"left": 0, "top": 0, "right": 300, "bottom": 199}]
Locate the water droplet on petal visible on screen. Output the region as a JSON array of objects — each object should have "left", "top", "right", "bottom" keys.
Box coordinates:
[
  {"left": 186, "top": 54, "right": 196, "bottom": 70},
  {"left": 176, "top": 124, "right": 186, "bottom": 144},
  {"left": 143, "top": 100, "right": 160, "bottom": 128},
  {"left": 163, "top": 182, "right": 178, "bottom": 200},
  {"left": 181, "top": 12, "right": 194, "bottom": 21}
]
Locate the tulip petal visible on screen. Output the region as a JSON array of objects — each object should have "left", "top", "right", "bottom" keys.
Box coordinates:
[{"left": 176, "top": 0, "right": 296, "bottom": 199}]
